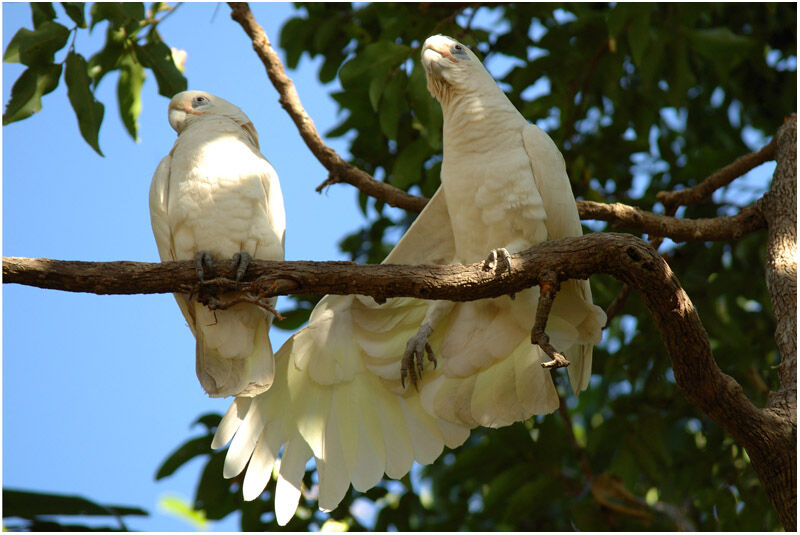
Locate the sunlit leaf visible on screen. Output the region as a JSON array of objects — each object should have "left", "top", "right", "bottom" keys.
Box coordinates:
[
  {"left": 117, "top": 55, "right": 145, "bottom": 141},
  {"left": 158, "top": 494, "right": 209, "bottom": 531},
  {"left": 155, "top": 436, "right": 210, "bottom": 480}
]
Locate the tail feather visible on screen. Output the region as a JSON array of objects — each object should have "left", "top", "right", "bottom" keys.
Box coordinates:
[
  {"left": 274, "top": 437, "right": 313, "bottom": 525},
  {"left": 212, "top": 275, "right": 602, "bottom": 522},
  {"left": 211, "top": 397, "right": 252, "bottom": 449},
  {"left": 242, "top": 424, "right": 281, "bottom": 501},
  {"left": 190, "top": 298, "right": 276, "bottom": 398}
]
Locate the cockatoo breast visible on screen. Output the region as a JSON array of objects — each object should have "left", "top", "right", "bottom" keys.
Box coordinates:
[
  {"left": 167, "top": 115, "right": 281, "bottom": 261},
  {"left": 440, "top": 119, "right": 548, "bottom": 263}
]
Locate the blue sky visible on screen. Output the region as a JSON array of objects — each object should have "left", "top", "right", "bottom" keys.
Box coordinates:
[{"left": 3, "top": 3, "right": 359, "bottom": 530}]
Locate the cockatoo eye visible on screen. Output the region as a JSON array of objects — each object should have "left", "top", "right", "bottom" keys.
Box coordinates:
[
  {"left": 452, "top": 43, "right": 468, "bottom": 57},
  {"left": 192, "top": 95, "right": 210, "bottom": 107}
]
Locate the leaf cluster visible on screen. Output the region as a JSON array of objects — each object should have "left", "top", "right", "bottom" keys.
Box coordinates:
[
  {"left": 4, "top": 2, "right": 793, "bottom": 531},
  {"left": 195, "top": 3, "right": 789, "bottom": 530},
  {"left": 3, "top": 2, "right": 187, "bottom": 154}
]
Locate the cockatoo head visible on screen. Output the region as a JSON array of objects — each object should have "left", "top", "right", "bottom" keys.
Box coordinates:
[
  {"left": 421, "top": 35, "right": 490, "bottom": 103},
  {"left": 167, "top": 90, "right": 259, "bottom": 146}
]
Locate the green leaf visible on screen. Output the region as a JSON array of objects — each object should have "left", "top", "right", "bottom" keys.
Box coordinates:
[
  {"left": 368, "top": 74, "right": 387, "bottom": 111},
  {"left": 390, "top": 137, "right": 430, "bottom": 189},
  {"left": 193, "top": 412, "right": 222, "bottom": 431},
  {"left": 627, "top": 6, "right": 651, "bottom": 67},
  {"left": 31, "top": 3, "right": 57, "bottom": 28},
  {"left": 155, "top": 435, "right": 211, "bottom": 480},
  {"left": 194, "top": 453, "right": 238, "bottom": 520},
  {"left": 338, "top": 41, "right": 410, "bottom": 89},
  {"left": 378, "top": 73, "right": 405, "bottom": 140},
  {"left": 3, "top": 488, "right": 148, "bottom": 518},
  {"left": 136, "top": 37, "right": 187, "bottom": 98},
  {"left": 158, "top": 495, "right": 209, "bottom": 530},
  {"left": 274, "top": 306, "right": 313, "bottom": 330},
  {"left": 689, "top": 27, "right": 755, "bottom": 79},
  {"left": 61, "top": 2, "right": 87, "bottom": 28},
  {"left": 279, "top": 16, "right": 314, "bottom": 69},
  {"left": 3, "top": 21, "right": 70, "bottom": 65},
  {"left": 64, "top": 51, "right": 105, "bottom": 155},
  {"left": 87, "top": 26, "right": 126, "bottom": 87},
  {"left": 407, "top": 59, "right": 442, "bottom": 148},
  {"left": 90, "top": 2, "right": 144, "bottom": 33},
  {"left": 3, "top": 63, "right": 62, "bottom": 124},
  {"left": 117, "top": 55, "right": 145, "bottom": 141}
]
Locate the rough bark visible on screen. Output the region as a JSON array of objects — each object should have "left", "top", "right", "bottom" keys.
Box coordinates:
[{"left": 754, "top": 117, "right": 797, "bottom": 530}]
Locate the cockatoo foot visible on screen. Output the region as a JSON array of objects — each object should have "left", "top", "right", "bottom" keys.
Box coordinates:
[
  {"left": 194, "top": 251, "right": 215, "bottom": 283},
  {"left": 483, "top": 248, "right": 512, "bottom": 274},
  {"left": 231, "top": 251, "right": 252, "bottom": 283},
  {"left": 483, "top": 248, "right": 515, "bottom": 298},
  {"left": 401, "top": 323, "right": 437, "bottom": 390}
]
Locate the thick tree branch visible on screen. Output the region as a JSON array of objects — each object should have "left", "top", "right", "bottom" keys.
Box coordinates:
[
  {"left": 4, "top": 231, "right": 790, "bottom": 526},
  {"left": 657, "top": 138, "right": 776, "bottom": 208},
  {"left": 0, "top": 235, "right": 767, "bottom": 429},
  {"left": 227, "top": 2, "right": 429, "bottom": 212},
  {"left": 755, "top": 117, "right": 797, "bottom": 530}
]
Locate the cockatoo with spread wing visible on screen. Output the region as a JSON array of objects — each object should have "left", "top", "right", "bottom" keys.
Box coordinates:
[
  {"left": 149, "top": 90, "right": 286, "bottom": 398},
  {"left": 212, "top": 35, "right": 605, "bottom": 524}
]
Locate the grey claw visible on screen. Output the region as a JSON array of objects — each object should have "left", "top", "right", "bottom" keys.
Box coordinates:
[
  {"left": 231, "top": 251, "right": 252, "bottom": 283},
  {"left": 194, "top": 251, "right": 214, "bottom": 283},
  {"left": 401, "top": 324, "right": 436, "bottom": 390},
  {"left": 483, "top": 248, "right": 512, "bottom": 274}
]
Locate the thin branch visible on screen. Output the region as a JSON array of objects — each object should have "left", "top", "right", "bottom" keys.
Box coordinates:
[
  {"left": 657, "top": 137, "right": 777, "bottom": 209},
  {"left": 227, "top": 2, "right": 773, "bottom": 247},
  {"left": 531, "top": 275, "right": 570, "bottom": 368},
  {"left": 603, "top": 283, "right": 632, "bottom": 328},
  {"left": 577, "top": 198, "right": 766, "bottom": 242},
  {"left": 226, "top": 2, "right": 429, "bottom": 212},
  {"left": 602, "top": 205, "right": 677, "bottom": 326}
]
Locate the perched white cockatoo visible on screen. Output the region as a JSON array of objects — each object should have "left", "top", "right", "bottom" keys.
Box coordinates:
[
  {"left": 211, "top": 35, "right": 605, "bottom": 524},
  {"left": 149, "top": 90, "right": 286, "bottom": 398}
]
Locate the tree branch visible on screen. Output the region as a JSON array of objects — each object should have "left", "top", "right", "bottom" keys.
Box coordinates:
[
  {"left": 754, "top": 116, "right": 797, "bottom": 530},
  {"left": 657, "top": 138, "right": 777, "bottom": 209},
  {"left": 226, "top": 1, "right": 772, "bottom": 246},
  {"left": 4, "top": 230, "right": 790, "bottom": 526},
  {"left": 226, "top": 2, "right": 429, "bottom": 212},
  {"left": 577, "top": 199, "right": 766, "bottom": 242}
]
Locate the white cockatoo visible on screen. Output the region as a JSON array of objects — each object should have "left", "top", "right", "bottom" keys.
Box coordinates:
[
  {"left": 211, "top": 35, "right": 605, "bottom": 524},
  {"left": 149, "top": 90, "right": 286, "bottom": 398}
]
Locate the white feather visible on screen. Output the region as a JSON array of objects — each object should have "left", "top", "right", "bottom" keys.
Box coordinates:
[
  {"left": 213, "top": 35, "right": 607, "bottom": 524},
  {"left": 149, "top": 90, "right": 285, "bottom": 398}
]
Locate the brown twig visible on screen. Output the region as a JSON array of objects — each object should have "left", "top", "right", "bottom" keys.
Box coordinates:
[
  {"left": 602, "top": 205, "right": 678, "bottom": 326},
  {"left": 531, "top": 276, "right": 570, "bottom": 369},
  {"left": 227, "top": 2, "right": 429, "bottom": 212},
  {"left": 657, "top": 138, "right": 777, "bottom": 209}
]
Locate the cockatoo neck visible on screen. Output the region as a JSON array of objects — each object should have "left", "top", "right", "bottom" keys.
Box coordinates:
[{"left": 440, "top": 83, "right": 524, "bottom": 151}]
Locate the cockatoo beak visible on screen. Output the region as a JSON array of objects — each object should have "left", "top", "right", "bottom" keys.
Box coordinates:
[{"left": 168, "top": 95, "right": 203, "bottom": 133}]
